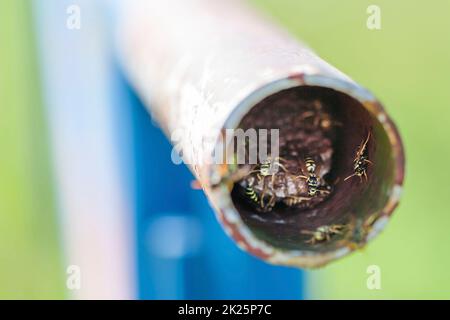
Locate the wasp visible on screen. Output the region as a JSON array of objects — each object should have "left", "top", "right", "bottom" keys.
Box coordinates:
[
  {"left": 243, "top": 156, "right": 289, "bottom": 185},
  {"left": 297, "top": 157, "right": 330, "bottom": 197},
  {"left": 344, "top": 132, "right": 373, "bottom": 182},
  {"left": 249, "top": 156, "right": 289, "bottom": 211},
  {"left": 251, "top": 156, "right": 289, "bottom": 181},
  {"left": 304, "top": 157, "right": 316, "bottom": 173},
  {"left": 241, "top": 172, "right": 276, "bottom": 212},
  {"left": 245, "top": 186, "right": 259, "bottom": 204},
  {"left": 301, "top": 224, "right": 345, "bottom": 244},
  {"left": 244, "top": 183, "right": 276, "bottom": 212}
]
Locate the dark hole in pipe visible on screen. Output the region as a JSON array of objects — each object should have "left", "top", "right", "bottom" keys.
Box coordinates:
[{"left": 231, "top": 86, "right": 395, "bottom": 252}]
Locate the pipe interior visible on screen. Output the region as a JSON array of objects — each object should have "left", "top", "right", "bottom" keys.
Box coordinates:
[{"left": 230, "top": 86, "right": 396, "bottom": 252}]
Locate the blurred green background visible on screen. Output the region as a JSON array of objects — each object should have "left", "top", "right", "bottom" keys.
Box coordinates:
[
  {"left": 0, "top": 0, "right": 65, "bottom": 298},
  {"left": 252, "top": 0, "right": 450, "bottom": 299}
]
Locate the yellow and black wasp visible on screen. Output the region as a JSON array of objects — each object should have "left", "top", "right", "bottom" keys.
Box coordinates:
[
  {"left": 245, "top": 185, "right": 259, "bottom": 204},
  {"left": 301, "top": 224, "right": 345, "bottom": 244},
  {"left": 248, "top": 156, "right": 289, "bottom": 210},
  {"left": 283, "top": 196, "right": 310, "bottom": 207},
  {"left": 244, "top": 183, "right": 277, "bottom": 212},
  {"left": 253, "top": 156, "right": 289, "bottom": 182},
  {"left": 344, "top": 132, "right": 373, "bottom": 182}
]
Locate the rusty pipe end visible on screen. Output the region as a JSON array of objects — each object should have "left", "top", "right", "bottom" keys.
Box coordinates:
[{"left": 205, "top": 72, "right": 405, "bottom": 269}]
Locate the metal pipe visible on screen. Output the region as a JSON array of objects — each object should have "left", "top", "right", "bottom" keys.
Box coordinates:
[{"left": 116, "top": 0, "right": 405, "bottom": 268}]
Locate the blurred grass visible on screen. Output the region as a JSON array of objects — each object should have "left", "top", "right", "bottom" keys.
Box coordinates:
[
  {"left": 252, "top": 0, "right": 450, "bottom": 298},
  {"left": 0, "top": 0, "right": 65, "bottom": 298}
]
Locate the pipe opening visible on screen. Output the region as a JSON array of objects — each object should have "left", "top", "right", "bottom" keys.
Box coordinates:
[{"left": 230, "top": 85, "right": 396, "bottom": 253}]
